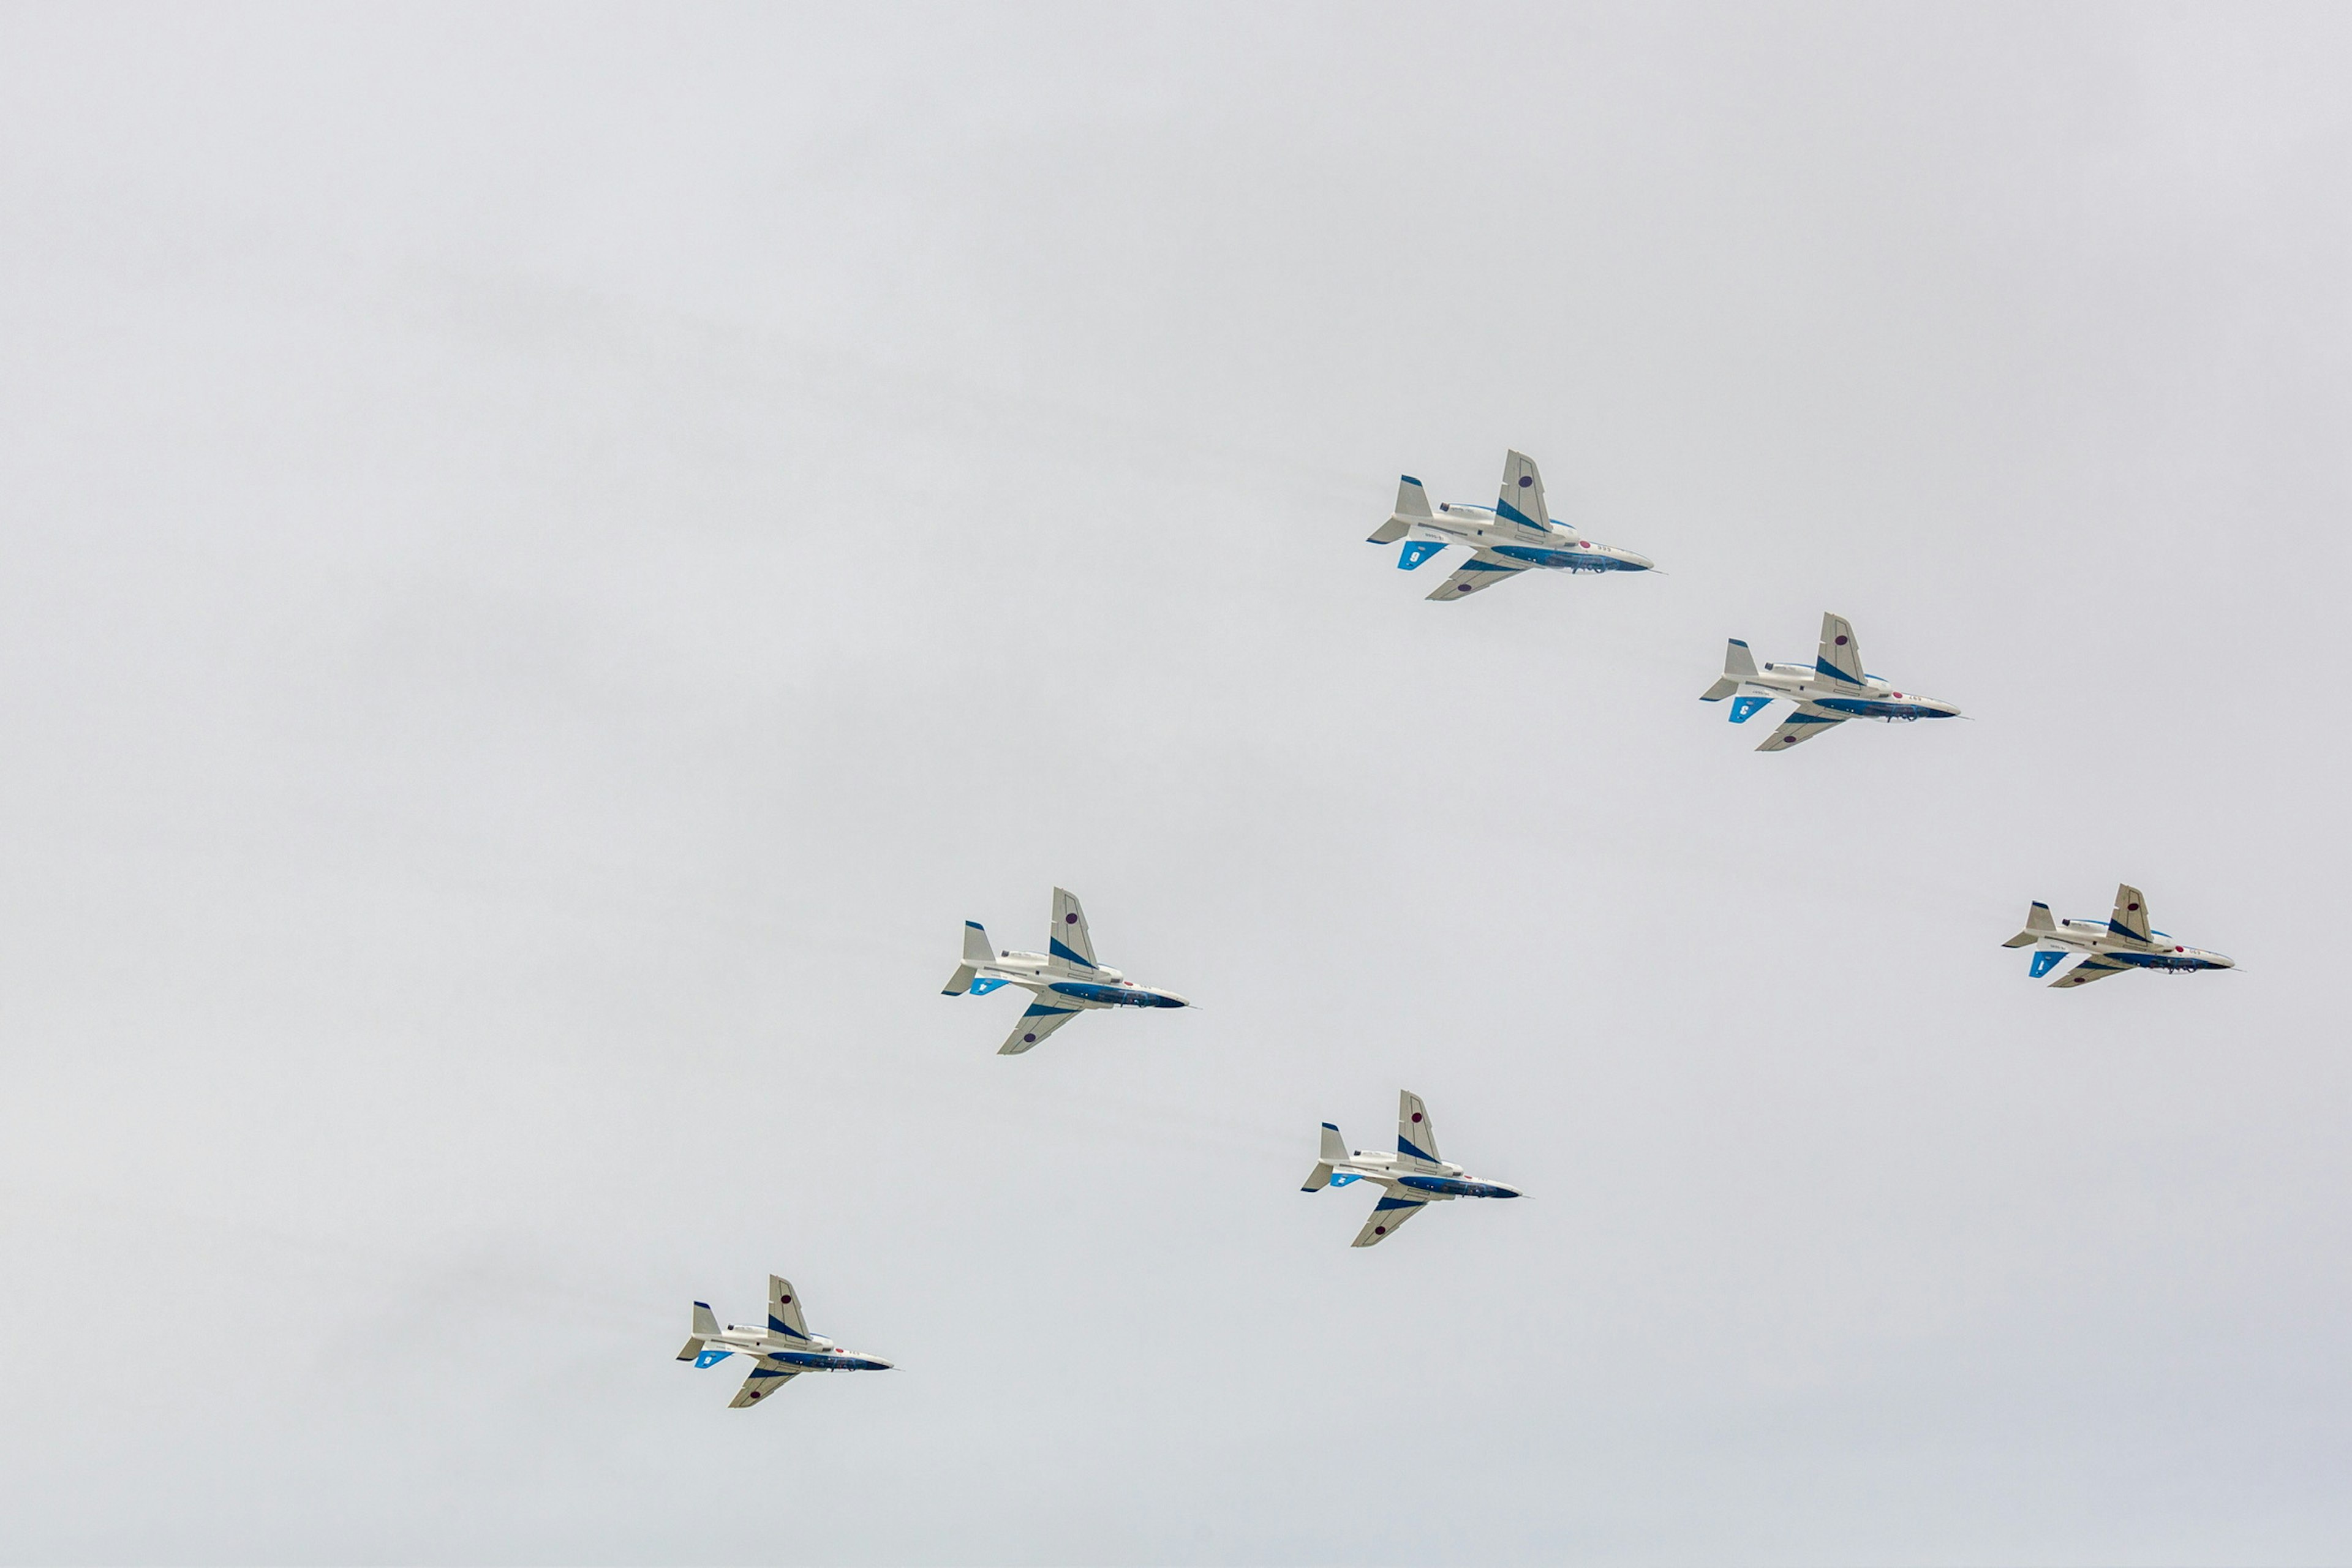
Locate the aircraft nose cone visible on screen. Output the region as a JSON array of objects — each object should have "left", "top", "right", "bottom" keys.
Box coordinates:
[
  {"left": 2214, "top": 954, "right": 2236, "bottom": 970},
  {"left": 1621, "top": 552, "right": 1654, "bottom": 570},
  {"left": 1158, "top": 992, "right": 1193, "bottom": 1008},
  {"left": 1490, "top": 1185, "right": 1523, "bottom": 1199}
]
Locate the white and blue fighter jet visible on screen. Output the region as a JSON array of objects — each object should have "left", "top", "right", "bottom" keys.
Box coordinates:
[
  {"left": 943, "top": 888, "right": 1191, "bottom": 1055},
  {"left": 676, "top": 1274, "right": 893, "bottom": 1409},
  {"left": 1700, "top": 612, "right": 1962, "bottom": 751},
  {"left": 2002, "top": 883, "right": 2236, "bottom": 988},
  {"left": 1303, "top": 1091, "right": 1521, "bottom": 1247},
  {"left": 1366, "top": 449, "right": 1654, "bottom": 600}
]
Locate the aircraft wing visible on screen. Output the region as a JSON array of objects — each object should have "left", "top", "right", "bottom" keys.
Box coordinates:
[
  {"left": 2050, "top": 956, "right": 2135, "bottom": 989},
  {"left": 728, "top": 1356, "right": 801, "bottom": 1408},
  {"left": 1427, "top": 549, "right": 1533, "bottom": 601},
  {"left": 1000, "top": 999, "right": 1082, "bottom": 1055},
  {"left": 1755, "top": 702, "right": 1848, "bottom": 752},
  {"left": 2107, "top": 883, "right": 2153, "bottom": 944},
  {"left": 1351, "top": 1195, "right": 1428, "bottom": 1248}
]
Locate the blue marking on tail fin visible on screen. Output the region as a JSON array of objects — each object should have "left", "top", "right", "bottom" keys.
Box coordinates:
[
  {"left": 2029, "top": 951, "right": 2065, "bottom": 979},
  {"left": 694, "top": 1349, "right": 733, "bottom": 1368},
  {"left": 1398, "top": 540, "right": 1445, "bottom": 570},
  {"left": 967, "top": 977, "right": 1007, "bottom": 995},
  {"left": 1729, "top": 695, "right": 1772, "bottom": 724}
]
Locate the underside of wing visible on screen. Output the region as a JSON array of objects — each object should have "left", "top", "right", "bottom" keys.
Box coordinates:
[
  {"left": 1351, "top": 1194, "right": 1428, "bottom": 1247},
  {"left": 1000, "top": 999, "right": 1082, "bottom": 1055},
  {"left": 2051, "top": 956, "right": 2135, "bottom": 989},
  {"left": 1757, "top": 703, "right": 1848, "bottom": 752},
  {"left": 729, "top": 1358, "right": 799, "bottom": 1408},
  {"left": 1427, "top": 549, "right": 1532, "bottom": 601}
]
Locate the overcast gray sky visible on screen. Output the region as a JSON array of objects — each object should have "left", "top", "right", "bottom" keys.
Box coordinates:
[{"left": 2, "top": 4, "right": 2348, "bottom": 1564}]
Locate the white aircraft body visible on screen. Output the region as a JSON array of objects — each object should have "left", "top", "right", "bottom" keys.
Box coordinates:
[
  {"left": 1366, "top": 449, "right": 1654, "bottom": 600},
  {"left": 2001, "top": 883, "right": 2236, "bottom": 988},
  {"left": 1303, "top": 1091, "right": 1521, "bottom": 1247},
  {"left": 677, "top": 1274, "right": 893, "bottom": 1409},
  {"left": 1700, "top": 611, "right": 1962, "bottom": 751},
  {"left": 943, "top": 887, "right": 1191, "bottom": 1055}
]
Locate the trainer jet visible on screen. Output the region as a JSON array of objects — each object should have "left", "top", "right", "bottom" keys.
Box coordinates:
[
  {"left": 1700, "top": 611, "right": 1961, "bottom": 751},
  {"left": 1366, "top": 448, "right": 1654, "bottom": 600},
  {"left": 2002, "top": 883, "right": 2236, "bottom": 988},
  {"left": 943, "top": 887, "right": 1191, "bottom": 1055},
  {"left": 676, "top": 1273, "right": 893, "bottom": 1409},
  {"left": 1302, "top": 1091, "right": 1521, "bottom": 1247}
]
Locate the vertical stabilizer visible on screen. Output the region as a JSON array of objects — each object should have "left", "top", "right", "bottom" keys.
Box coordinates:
[
  {"left": 2002, "top": 902, "right": 2058, "bottom": 948},
  {"left": 679, "top": 1300, "right": 722, "bottom": 1361},
  {"left": 1366, "top": 475, "right": 1430, "bottom": 543},
  {"left": 1701, "top": 639, "right": 1759, "bottom": 702}
]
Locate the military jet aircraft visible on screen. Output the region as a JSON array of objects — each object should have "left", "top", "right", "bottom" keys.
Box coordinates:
[
  {"left": 1366, "top": 448, "right": 1654, "bottom": 600},
  {"left": 1303, "top": 1091, "right": 1521, "bottom": 1247},
  {"left": 943, "top": 887, "right": 1191, "bottom": 1055},
  {"left": 1700, "top": 611, "right": 1962, "bottom": 751},
  {"left": 2002, "top": 883, "right": 2236, "bottom": 988},
  {"left": 677, "top": 1274, "right": 893, "bottom": 1408}
]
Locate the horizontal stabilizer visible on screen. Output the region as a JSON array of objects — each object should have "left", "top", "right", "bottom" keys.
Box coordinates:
[
  {"left": 1367, "top": 516, "right": 1410, "bottom": 545},
  {"left": 1367, "top": 476, "right": 1430, "bottom": 544},
  {"left": 941, "top": 964, "right": 978, "bottom": 996},
  {"left": 1319, "top": 1123, "right": 1348, "bottom": 1164},
  {"left": 1302, "top": 1162, "right": 1334, "bottom": 1192}
]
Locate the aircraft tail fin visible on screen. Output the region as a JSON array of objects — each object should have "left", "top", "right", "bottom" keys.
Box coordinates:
[
  {"left": 1302, "top": 1122, "right": 1348, "bottom": 1191},
  {"left": 1700, "top": 639, "right": 1758, "bottom": 702},
  {"left": 678, "top": 1300, "right": 722, "bottom": 1361},
  {"left": 2002, "top": 902, "right": 2057, "bottom": 949},
  {"left": 943, "top": 921, "right": 993, "bottom": 993},
  {"left": 1367, "top": 475, "right": 1431, "bottom": 544}
]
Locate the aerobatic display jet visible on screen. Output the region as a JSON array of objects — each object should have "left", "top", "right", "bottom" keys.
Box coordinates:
[
  {"left": 676, "top": 1274, "right": 893, "bottom": 1408},
  {"left": 1366, "top": 448, "right": 1654, "bottom": 600},
  {"left": 1700, "top": 611, "right": 1961, "bottom": 751},
  {"left": 943, "top": 887, "right": 1191, "bottom": 1055},
  {"left": 1303, "top": 1091, "right": 1520, "bottom": 1247},
  {"left": 2001, "top": 883, "right": 2236, "bottom": 988}
]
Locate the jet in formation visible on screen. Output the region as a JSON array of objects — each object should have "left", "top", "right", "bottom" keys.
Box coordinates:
[
  {"left": 1303, "top": 1091, "right": 1521, "bottom": 1247},
  {"left": 944, "top": 887, "right": 1192, "bottom": 1055},
  {"left": 1700, "top": 611, "right": 1962, "bottom": 751},
  {"left": 1366, "top": 448, "right": 1655, "bottom": 600},
  {"left": 677, "top": 1274, "right": 893, "bottom": 1408},
  {"left": 2002, "top": 883, "right": 2236, "bottom": 988}
]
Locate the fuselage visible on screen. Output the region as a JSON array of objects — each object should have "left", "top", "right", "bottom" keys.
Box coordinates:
[
  {"left": 695, "top": 1324, "right": 892, "bottom": 1372},
  {"left": 968, "top": 950, "right": 1191, "bottom": 1011},
  {"left": 1327, "top": 1148, "right": 1521, "bottom": 1202},
  {"left": 1735, "top": 660, "right": 1961, "bottom": 722},
  {"left": 2042, "top": 919, "right": 2233, "bottom": 971},
  {"left": 1407, "top": 501, "right": 1654, "bottom": 573}
]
